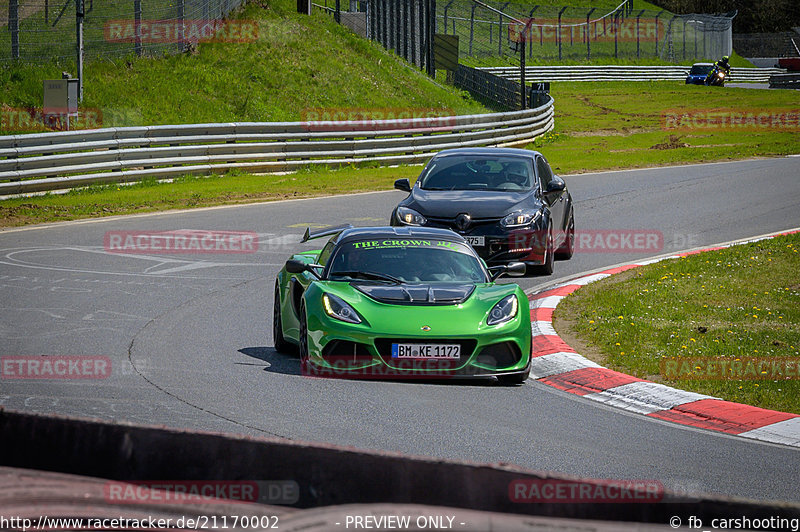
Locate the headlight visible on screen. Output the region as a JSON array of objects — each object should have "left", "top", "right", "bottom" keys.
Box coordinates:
[
  {"left": 322, "top": 293, "right": 362, "bottom": 324},
  {"left": 487, "top": 294, "right": 518, "bottom": 326},
  {"left": 500, "top": 211, "right": 540, "bottom": 228},
  {"left": 396, "top": 206, "right": 427, "bottom": 226}
]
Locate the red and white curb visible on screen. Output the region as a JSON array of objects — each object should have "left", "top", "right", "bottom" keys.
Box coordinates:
[{"left": 527, "top": 229, "right": 800, "bottom": 448}]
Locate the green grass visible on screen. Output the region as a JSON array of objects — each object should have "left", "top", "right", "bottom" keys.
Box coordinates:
[
  {"left": 0, "top": 165, "right": 421, "bottom": 227},
  {"left": 555, "top": 233, "right": 800, "bottom": 414},
  {"left": 2, "top": 80, "right": 798, "bottom": 227},
  {"left": 530, "top": 81, "right": 800, "bottom": 175},
  {"left": 0, "top": 0, "right": 485, "bottom": 133}
]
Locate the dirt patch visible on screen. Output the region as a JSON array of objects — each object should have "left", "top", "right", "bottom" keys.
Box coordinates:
[
  {"left": 575, "top": 95, "right": 652, "bottom": 118},
  {"left": 650, "top": 135, "right": 689, "bottom": 150},
  {"left": 570, "top": 127, "right": 649, "bottom": 137}
]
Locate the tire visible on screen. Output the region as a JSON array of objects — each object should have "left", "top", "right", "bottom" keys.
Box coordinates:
[
  {"left": 555, "top": 212, "right": 575, "bottom": 261},
  {"left": 273, "top": 281, "right": 292, "bottom": 354},
  {"left": 530, "top": 225, "right": 555, "bottom": 276},
  {"left": 298, "top": 300, "right": 312, "bottom": 375},
  {"left": 498, "top": 367, "right": 530, "bottom": 385}
]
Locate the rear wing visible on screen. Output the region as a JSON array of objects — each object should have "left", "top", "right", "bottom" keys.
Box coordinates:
[{"left": 301, "top": 224, "right": 353, "bottom": 243}]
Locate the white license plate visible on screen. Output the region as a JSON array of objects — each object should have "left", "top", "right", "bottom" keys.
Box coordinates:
[
  {"left": 391, "top": 343, "right": 461, "bottom": 359},
  {"left": 465, "top": 236, "right": 485, "bottom": 247}
]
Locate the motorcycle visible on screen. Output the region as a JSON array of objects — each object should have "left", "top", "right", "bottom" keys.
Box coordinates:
[{"left": 704, "top": 65, "right": 727, "bottom": 87}]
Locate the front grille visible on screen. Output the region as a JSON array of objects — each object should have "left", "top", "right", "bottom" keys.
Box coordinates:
[
  {"left": 374, "top": 338, "right": 477, "bottom": 370},
  {"left": 475, "top": 342, "right": 523, "bottom": 369},
  {"left": 321, "top": 340, "right": 374, "bottom": 368},
  {"left": 426, "top": 217, "right": 502, "bottom": 232}
]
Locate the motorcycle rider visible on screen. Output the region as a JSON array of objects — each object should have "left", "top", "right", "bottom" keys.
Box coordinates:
[{"left": 706, "top": 55, "right": 731, "bottom": 84}]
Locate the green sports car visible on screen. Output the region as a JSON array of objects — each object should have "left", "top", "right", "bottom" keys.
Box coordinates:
[{"left": 272, "top": 225, "right": 532, "bottom": 383}]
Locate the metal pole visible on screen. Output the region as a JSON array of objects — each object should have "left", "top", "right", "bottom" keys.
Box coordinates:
[
  {"left": 558, "top": 6, "right": 566, "bottom": 61},
  {"left": 134, "top": 0, "right": 142, "bottom": 57},
  {"left": 520, "top": 28, "right": 526, "bottom": 110},
  {"left": 655, "top": 10, "right": 663, "bottom": 58},
  {"left": 614, "top": 11, "right": 618, "bottom": 58},
  {"left": 586, "top": 8, "right": 595, "bottom": 60},
  {"left": 9, "top": 0, "right": 19, "bottom": 60},
  {"left": 527, "top": 7, "right": 537, "bottom": 60},
  {"left": 682, "top": 18, "right": 686, "bottom": 60},
  {"left": 636, "top": 10, "right": 643, "bottom": 58},
  {"left": 77, "top": 0, "right": 84, "bottom": 101},
  {"left": 335, "top": 0, "right": 340, "bottom": 23},
  {"left": 469, "top": 4, "right": 475, "bottom": 55},
  {"left": 45, "top": 0, "right": 49, "bottom": 24},
  {"left": 178, "top": 0, "right": 185, "bottom": 53}
]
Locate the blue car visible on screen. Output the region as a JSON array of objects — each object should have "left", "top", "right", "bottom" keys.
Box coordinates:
[{"left": 685, "top": 63, "right": 714, "bottom": 85}]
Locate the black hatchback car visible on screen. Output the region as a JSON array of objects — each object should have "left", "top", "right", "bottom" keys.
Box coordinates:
[{"left": 390, "top": 148, "right": 574, "bottom": 276}]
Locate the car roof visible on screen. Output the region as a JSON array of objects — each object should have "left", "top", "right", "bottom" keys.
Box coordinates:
[
  {"left": 432, "top": 147, "right": 540, "bottom": 159},
  {"left": 335, "top": 226, "right": 467, "bottom": 246}
]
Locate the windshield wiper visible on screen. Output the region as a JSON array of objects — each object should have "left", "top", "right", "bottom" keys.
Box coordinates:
[{"left": 330, "top": 270, "right": 404, "bottom": 284}]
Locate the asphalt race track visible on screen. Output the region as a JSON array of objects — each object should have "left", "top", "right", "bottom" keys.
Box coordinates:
[{"left": 2, "top": 157, "right": 799, "bottom": 503}]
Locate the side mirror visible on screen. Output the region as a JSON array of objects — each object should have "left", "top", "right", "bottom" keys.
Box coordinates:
[
  {"left": 545, "top": 177, "right": 566, "bottom": 194},
  {"left": 394, "top": 178, "right": 411, "bottom": 193},
  {"left": 504, "top": 262, "right": 527, "bottom": 277},
  {"left": 490, "top": 262, "right": 527, "bottom": 280},
  {"left": 285, "top": 259, "right": 309, "bottom": 274}
]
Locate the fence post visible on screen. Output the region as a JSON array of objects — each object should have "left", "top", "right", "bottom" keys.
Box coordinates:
[
  {"left": 469, "top": 4, "right": 475, "bottom": 55},
  {"left": 682, "top": 17, "right": 686, "bottom": 60},
  {"left": 520, "top": 26, "right": 526, "bottom": 110},
  {"left": 9, "top": 0, "right": 20, "bottom": 60},
  {"left": 77, "top": 0, "right": 84, "bottom": 101},
  {"left": 557, "top": 6, "right": 566, "bottom": 60},
  {"left": 178, "top": 0, "right": 185, "bottom": 52},
  {"left": 655, "top": 10, "right": 663, "bottom": 58},
  {"left": 614, "top": 11, "right": 618, "bottom": 58},
  {"left": 134, "top": 0, "right": 142, "bottom": 56},
  {"left": 586, "top": 8, "right": 595, "bottom": 60},
  {"left": 335, "top": 0, "right": 340, "bottom": 23},
  {"left": 527, "top": 7, "right": 537, "bottom": 59},
  {"left": 635, "top": 10, "right": 643, "bottom": 58}
]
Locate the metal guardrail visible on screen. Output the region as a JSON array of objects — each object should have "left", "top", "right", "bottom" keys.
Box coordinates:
[
  {"left": 769, "top": 73, "right": 800, "bottom": 89},
  {"left": 480, "top": 65, "right": 785, "bottom": 83},
  {"left": 0, "top": 101, "right": 554, "bottom": 195}
]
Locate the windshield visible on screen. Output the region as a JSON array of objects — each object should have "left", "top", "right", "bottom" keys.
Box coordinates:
[
  {"left": 328, "top": 238, "right": 487, "bottom": 283},
  {"left": 418, "top": 155, "right": 533, "bottom": 192},
  {"left": 690, "top": 65, "right": 713, "bottom": 75}
]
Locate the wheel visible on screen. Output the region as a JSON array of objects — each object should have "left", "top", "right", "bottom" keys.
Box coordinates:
[
  {"left": 555, "top": 212, "right": 575, "bottom": 260},
  {"left": 498, "top": 367, "right": 530, "bottom": 385},
  {"left": 530, "top": 225, "right": 554, "bottom": 276},
  {"left": 272, "top": 281, "right": 292, "bottom": 353},
  {"left": 298, "top": 300, "right": 312, "bottom": 375}
]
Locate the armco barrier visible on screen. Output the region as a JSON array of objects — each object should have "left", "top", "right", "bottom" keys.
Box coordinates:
[
  {"left": 481, "top": 65, "right": 784, "bottom": 83},
  {"left": 0, "top": 102, "right": 554, "bottom": 196},
  {"left": 2, "top": 409, "right": 800, "bottom": 525},
  {"left": 769, "top": 73, "right": 800, "bottom": 89}
]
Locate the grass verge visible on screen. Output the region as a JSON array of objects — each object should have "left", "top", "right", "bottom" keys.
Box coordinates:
[
  {"left": 2, "top": 81, "right": 798, "bottom": 227},
  {"left": 555, "top": 232, "right": 800, "bottom": 414}
]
